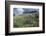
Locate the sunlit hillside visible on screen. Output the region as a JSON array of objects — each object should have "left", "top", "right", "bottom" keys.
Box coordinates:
[{"left": 13, "top": 13, "right": 39, "bottom": 28}]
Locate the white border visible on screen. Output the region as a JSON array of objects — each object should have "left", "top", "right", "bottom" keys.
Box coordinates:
[{"left": 10, "top": 5, "right": 43, "bottom": 33}]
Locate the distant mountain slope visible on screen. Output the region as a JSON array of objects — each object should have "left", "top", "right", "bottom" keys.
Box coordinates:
[{"left": 13, "top": 8, "right": 39, "bottom": 16}]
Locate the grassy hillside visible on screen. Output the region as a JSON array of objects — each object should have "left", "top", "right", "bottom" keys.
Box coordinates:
[{"left": 13, "top": 13, "right": 39, "bottom": 28}]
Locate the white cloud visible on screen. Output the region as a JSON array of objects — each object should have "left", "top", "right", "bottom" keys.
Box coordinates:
[{"left": 16, "top": 8, "right": 24, "bottom": 15}]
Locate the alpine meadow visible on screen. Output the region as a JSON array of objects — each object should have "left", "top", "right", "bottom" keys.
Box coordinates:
[{"left": 13, "top": 8, "right": 39, "bottom": 28}]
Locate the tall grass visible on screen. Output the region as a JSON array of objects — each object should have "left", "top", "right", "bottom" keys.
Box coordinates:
[{"left": 13, "top": 13, "right": 39, "bottom": 28}]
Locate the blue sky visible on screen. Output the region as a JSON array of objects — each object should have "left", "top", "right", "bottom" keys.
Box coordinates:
[{"left": 13, "top": 8, "right": 39, "bottom": 15}]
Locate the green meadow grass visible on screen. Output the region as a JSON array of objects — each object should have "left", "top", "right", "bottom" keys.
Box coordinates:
[{"left": 13, "top": 13, "right": 39, "bottom": 28}]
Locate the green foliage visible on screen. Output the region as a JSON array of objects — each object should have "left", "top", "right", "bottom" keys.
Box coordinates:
[{"left": 13, "top": 13, "right": 39, "bottom": 28}]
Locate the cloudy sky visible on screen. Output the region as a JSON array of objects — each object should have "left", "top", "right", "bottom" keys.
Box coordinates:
[{"left": 13, "top": 8, "right": 39, "bottom": 15}]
